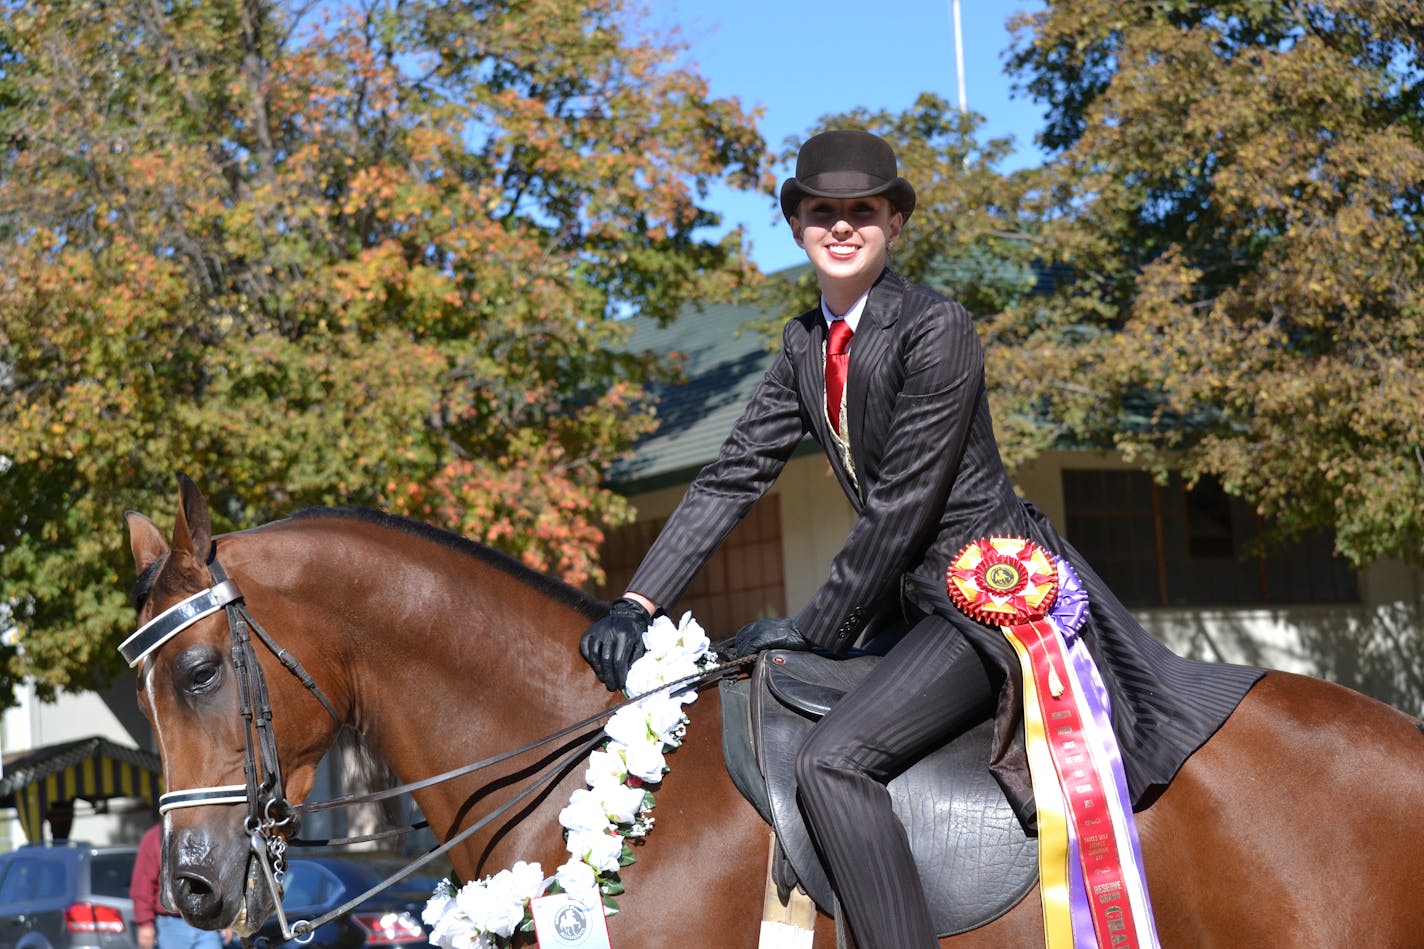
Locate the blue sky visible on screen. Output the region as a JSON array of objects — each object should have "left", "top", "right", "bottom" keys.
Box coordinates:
[{"left": 651, "top": 0, "right": 1049, "bottom": 273}]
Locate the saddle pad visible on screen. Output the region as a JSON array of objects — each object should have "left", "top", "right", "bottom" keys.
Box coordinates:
[{"left": 748, "top": 651, "right": 1038, "bottom": 937}]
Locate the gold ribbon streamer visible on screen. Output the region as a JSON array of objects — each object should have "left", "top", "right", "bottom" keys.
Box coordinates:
[{"left": 1005, "top": 627, "right": 1075, "bottom": 949}]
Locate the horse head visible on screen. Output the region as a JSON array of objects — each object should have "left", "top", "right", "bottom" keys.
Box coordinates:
[{"left": 125, "top": 474, "right": 342, "bottom": 935}]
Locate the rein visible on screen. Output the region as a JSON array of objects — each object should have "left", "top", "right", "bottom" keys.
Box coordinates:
[{"left": 124, "top": 551, "right": 749, "bottom": 941}]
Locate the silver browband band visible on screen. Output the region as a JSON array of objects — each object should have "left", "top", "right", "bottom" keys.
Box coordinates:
[
  {"left": 119, "top": 580, "right": 243, "bottom": 667},
  {"left": 159, "top": 785, "right": 249, "bottom": 814}
]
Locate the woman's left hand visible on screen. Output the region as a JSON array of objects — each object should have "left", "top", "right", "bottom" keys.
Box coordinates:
[{"left": 734, "top": 617, "right": 810, "bottom": 656}]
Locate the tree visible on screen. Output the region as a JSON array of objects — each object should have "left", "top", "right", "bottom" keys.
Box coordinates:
[
  {"left": 995, "top": 0, "right": 1424, "bottom": 567},
  {"left": 0, "top": 0, "right": 770, "bottom": 703}
]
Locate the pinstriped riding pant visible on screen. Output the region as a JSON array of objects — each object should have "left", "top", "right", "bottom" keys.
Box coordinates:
[{"left": 795, "top": 613, "right": 995, "bottom": 949}]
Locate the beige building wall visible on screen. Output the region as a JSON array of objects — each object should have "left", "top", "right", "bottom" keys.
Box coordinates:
[{"left": 619, "top": 452, "right": 856, "bottom": 616}]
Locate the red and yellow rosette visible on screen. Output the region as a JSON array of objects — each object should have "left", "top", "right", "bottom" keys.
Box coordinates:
[
  {"left": 947, "top": 538, "right": 1157, "bottom": 949},
  {"left": 947, "top": 536, "right": 1059, "bottom": 627}
]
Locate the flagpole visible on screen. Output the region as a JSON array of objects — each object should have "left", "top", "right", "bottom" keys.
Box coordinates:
[{"left": 952, "top": 0, "right": 967, "bottom": 112}]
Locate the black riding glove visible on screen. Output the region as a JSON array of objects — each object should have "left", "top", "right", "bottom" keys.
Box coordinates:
[
  {"left": 579, "top": 596, "right": 651, "bottom": 692},
  {"left": 733, "top": 617, "right": 811, "bottom": 658}
]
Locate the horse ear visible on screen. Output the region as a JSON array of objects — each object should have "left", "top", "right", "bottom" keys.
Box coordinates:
[
  {"left": 172, "top": 472, "right": 213, "bottom": 565},
  {"left": 125, "top": 511, "right": 170, "bottom": 574}
]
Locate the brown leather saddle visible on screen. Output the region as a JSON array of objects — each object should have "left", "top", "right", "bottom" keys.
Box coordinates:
[{"left": 720, "top": 650, "right": 1038, "bottom": 937}]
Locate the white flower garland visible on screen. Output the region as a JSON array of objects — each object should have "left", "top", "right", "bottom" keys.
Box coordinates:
[{"left": 422, "top": 611, "right": 715, "bottom": 948}]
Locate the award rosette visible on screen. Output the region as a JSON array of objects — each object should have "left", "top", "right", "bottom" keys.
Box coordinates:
[
  {"left": 946, "top": 537, "right": 1058, "bottom": 626},
  {"left": 947, "top": 538, "right": 1160, "bottom": 949}
]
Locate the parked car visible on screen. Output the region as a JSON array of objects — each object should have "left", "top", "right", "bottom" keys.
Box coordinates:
[
  {"left": 0, "top": 842, "right": 139, "bottom": 949},
  {"left": 247, "top": 855, "right": 447, "bottom": 949}
]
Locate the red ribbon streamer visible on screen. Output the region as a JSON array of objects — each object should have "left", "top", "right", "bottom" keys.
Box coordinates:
[{"left": 1015, "top": 619, "right": 1141, "bottom": 949}]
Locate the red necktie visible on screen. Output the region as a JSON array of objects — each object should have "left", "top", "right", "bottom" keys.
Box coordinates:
[{"left": 826, "top": 318, "right": 853, "bottom": 434}]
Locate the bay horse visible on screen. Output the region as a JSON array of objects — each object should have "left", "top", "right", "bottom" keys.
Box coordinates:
[{"left": 125, "top": 475, "right": 1424, "bottom": 947}]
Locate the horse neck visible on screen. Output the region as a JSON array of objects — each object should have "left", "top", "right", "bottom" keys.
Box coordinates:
[{"left": 227, "top": 515, "right": 608, "bottom": 797}]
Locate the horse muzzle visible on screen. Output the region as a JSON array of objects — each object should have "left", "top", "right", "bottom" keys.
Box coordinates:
[{"left": 167, "top": 826, "right": 272, "bottom": 935}]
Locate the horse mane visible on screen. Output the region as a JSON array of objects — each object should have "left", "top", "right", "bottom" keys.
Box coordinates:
[{"left": 287, "top": 506, "right": 607, "bottom": 621}]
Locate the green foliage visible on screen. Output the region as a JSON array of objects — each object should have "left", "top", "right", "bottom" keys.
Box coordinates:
[
  {"left": 995, "top": 0, "right": 1424, "bottom": 567},
  {"left": 0, "top": 0, "right": 770, "bottom": 703}
]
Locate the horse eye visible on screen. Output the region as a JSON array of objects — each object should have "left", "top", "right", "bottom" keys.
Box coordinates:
[
  {"left": 188, "top": 663, "right": 220, "bottom": 691},
  {"left": 174, "top": 645, "right": 224, "bottom": 695}
]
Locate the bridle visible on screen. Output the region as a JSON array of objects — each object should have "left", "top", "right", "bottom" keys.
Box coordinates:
[
  {"left": 120, "top": 546, "right": 746, "bottom": 943},
  {"left": 121, "top": 553, "right": 343, "bottom": 940}
]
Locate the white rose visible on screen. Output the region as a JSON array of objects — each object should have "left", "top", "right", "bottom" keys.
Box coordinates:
[
  {"left": 478, "top": 869, "right": 533, "bottom": 938},
  {"left": 624, "top": 654, "right": 702, "bottom": 700},
  {"left": 558, "top": 788, "right": 610, "bottom": 834},
  {"left": 592, "top": 781, "right": 646, "bottom": 824},
  {"left": 506, "top": 860, "right": 545, "bottom": 901},
  {"left": 621, "top": 740, "right": 667, "bottom": 783},
  {"left": 454, "top": 880, "right": 505, "bottom": 934},
  {"left": 651, "top": 611, "right": 709, "bottom": 659},
  {"left": 554, "top": 859, "right": 597, "bottom": 896},
  {"left": 565, "top": 829, "right": 624, "bottom": 873},
  {"left": 637, "top": 694, "right": 691, "bottom": 744},
  {"left": 583, "top": 747, "right": 628, "bottom": 789},
  {"left": 674, "top": 611, "right": 710, "bottom": 653},
  {"left": 640, "top": 615, "right": 682, "bottom": 659},
  {"left": 426, "top": 903, "right": 470, "bottom": 949},
  {"left": 604, "top": 705, "right": 654, "bottom": 747},
  {"left": 422, "top": 884, "right": 453, "bottom": 928}
]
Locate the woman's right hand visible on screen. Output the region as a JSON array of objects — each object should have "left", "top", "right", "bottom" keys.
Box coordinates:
[{"left": 578, "top": 596, "right": 651, "bottom": 692}]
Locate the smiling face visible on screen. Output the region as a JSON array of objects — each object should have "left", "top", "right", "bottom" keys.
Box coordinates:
[{"left": 790, "top": 195, "right": 903, "bottom": 312}]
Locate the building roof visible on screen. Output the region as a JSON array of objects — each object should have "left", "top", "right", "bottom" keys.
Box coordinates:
[
  {"left": 0, "top": 736, "right": 161, "bottom": 796},
  {"left": 611, "top": 288, "right": 815, "bottom": 491},
  {"left": 2, "top": 736, "right": 164, "bottom": 841}
]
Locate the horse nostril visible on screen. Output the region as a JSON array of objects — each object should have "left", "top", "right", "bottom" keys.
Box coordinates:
[
  {"left": 176, "top": 872, "right": 214, "bottom": 897},
  {"left": 173, "top": 869, "right": 222, "bottom": 918}
]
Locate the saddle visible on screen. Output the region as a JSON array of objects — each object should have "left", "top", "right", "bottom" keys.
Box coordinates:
[{"left": 720, "top": 650, "right": 1038, "bottom": 937}]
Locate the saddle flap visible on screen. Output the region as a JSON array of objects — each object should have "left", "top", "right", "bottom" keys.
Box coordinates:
[
  {"left": 725, "top": 651, "right": 1038, "bottom": 938},
  {"left": 764, "top": 656, "right": 845, "bottom": 718}
]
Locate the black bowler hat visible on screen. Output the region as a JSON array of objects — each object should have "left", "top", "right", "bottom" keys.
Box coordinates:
[{"left": 779, "top": 129, "right": 916, "bottom": 221}]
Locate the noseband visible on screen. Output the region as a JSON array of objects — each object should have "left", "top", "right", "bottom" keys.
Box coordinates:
[{"left": 121, "top": 552, "right": 342, "bottom": 921}]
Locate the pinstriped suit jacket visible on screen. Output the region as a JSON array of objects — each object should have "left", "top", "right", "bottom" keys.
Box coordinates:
[
  {"left": 628, "top": 269, "right": 1262, "bottom": 822},
  {"left": 630, "top": 268, "right": 1027, "bottom": 646}
]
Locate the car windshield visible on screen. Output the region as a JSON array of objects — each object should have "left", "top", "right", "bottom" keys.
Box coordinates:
[
  {"left": 280, "top": 863, "right": 341, "bottom": 910},
  {"left": 357, "top": 859, "right": 445, "bottom": 889},
  {"left": 279, "top": 857, "right": 449, "bottom": 910},
  {"left": 89, "top": 854, "right": 137, "bottom": 898}
]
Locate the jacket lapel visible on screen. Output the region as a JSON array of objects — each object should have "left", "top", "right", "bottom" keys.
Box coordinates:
[
  {"left": 844, "top": 271, "right": 904, "bottom": 455},
  {"left": 794, "top": 309, "right": 860, "bottom": 505},
  {"left": 793, "top": 271, "right": 905, "bottom": 508}
]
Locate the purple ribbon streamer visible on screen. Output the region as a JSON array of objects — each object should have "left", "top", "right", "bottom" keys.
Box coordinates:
[
  {"left": 1050, "top": 557, "right": 1090, "bottom": 642},
  {"left": 1050, "top": 558, "right": 1103, "bottom": 947},
  {"left": 1050, "top": 556, "right": 1161, "bottom": 947},
  {"left": 1064, "top": 820, "right": 1097, "bottom": 948}
]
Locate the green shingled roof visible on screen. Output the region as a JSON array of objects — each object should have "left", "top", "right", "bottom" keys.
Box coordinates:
[{"left": 610, "top": 280, "right": 817, "bottom": 492}]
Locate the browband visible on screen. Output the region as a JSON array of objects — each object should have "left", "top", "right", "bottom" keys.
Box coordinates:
[{"left": 119, "top": 580, "right": 243, "bottom": 667}]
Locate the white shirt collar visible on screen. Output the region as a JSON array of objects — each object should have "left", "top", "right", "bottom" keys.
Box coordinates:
[{"left": 821, "top": 290, "right": 870, "bottom": 333}]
